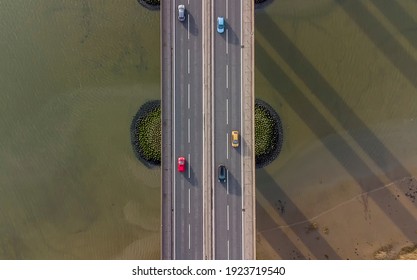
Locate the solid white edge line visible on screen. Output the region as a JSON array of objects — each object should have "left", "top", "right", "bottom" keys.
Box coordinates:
[
  {"left": 240, "top": 0, "right": 244, "bottom": 260},
  {"left": 211, "top": 0, "right": 215, "bottom": 260},
  {"left": 172, "top": 0, "right": 177, "bottom": 260},
  {"left": 201, "top": 0, "right": 205, "bottom": 260}
]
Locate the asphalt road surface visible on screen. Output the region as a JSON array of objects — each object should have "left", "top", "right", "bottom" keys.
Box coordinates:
[
  {"left": 172, "top": 0, "right": 204, "bottom": 259},
  {"left": 212, "top": 0, "right": 243, "bottom": 260},
  {"left": 170, "top": 0, "right": 244, "bottom": 260}
]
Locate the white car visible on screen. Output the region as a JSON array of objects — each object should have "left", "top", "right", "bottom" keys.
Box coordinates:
[{"left": 178, "top": 5, "right": 185, "bottom": 22}]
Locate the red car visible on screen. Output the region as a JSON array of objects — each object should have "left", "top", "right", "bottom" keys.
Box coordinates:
[{"left": 177, "top": 156, "right": 186, "bottom": 172}]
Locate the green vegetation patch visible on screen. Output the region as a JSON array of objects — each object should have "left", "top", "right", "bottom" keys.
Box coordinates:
[
  {"left": 131, "top": 99, "right": 283, "bottom": 168},
  {"left": 255, "top": 105, "right": 275, "bottom": 156},
  {"left": 138, "top": 106, "right": 161, "bottom": 163},
  {"left": 131, "top": 100, "right": 161, "bottom": 167},
  {"left": 137, "top": 0, "right": 160, "bottom": 10},
  {"left": 255, "top": 0, "right": 273, "bottom": 9},
  {"left": 254, "top": 99, "right": 283, "bottom": 168}
]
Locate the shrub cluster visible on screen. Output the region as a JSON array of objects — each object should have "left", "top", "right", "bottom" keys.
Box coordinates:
[
  {"left": 254, "top": 99, "right": 283, "bottom": 168},
  {"left": 131, "top": 99, "right": 283, "bottom": 169},
  {"left": 137, "top": 0, "right": 160, "bottom": 10},
  {"left": 255, "top": 0, "right": 273, "bottom": 9},
  {"left": 130, "top": 100, "right": 162, "bottom": 167},
  {"left": 255, "top": 105, "right": 274, "bottom": 156}
]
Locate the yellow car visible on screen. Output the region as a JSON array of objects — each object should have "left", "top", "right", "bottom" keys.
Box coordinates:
[{"left": 231, "top": 130, "right": 239, "bottom": 148}]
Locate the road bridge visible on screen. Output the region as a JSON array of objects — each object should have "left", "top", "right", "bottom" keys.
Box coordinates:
[{"left": 161, "top": 0, "right": 255, "bottom": 260}]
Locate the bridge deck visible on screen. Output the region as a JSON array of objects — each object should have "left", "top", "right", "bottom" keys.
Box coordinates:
[{"left": 161, "top": 0, "right": 255, "bottom": 260}]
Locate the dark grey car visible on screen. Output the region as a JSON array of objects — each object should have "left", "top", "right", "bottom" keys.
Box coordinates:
[{"left": 218, "top": 165, "right": 227, "bottom": 183}]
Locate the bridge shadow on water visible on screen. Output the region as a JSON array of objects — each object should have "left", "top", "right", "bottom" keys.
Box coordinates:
[
  {"left": 256, "top": 169, "right": 340, "bottom": 259},
  {"left": 254, "top": 11, "right": 417, "bottom": 258},
  {"left": 256, "top": 12, "right": 416, "bottom": 188},
  {"left": 370, "top": 0, "right": 417, "bottom": 52},
  {"left": 336, "top": 0, "right": 417, "bottom": 91}
]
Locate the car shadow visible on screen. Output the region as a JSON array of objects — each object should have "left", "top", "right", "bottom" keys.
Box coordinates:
[
  {"left": 187, "top": 12, "right": 199, "bottom": 37},
  {"left": 226, "top": 169, "right": 241, "bottom": 197},
  {"left": 186, "top": 163, "right": 198, "bottom": 187},
  {"left": 225, "top": 21, "right": 241, "bottom": 46}
]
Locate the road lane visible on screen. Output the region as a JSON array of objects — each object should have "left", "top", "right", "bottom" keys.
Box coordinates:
[
  {"left": 213, "top": 0, "right": 243, "bottom": 260},
  {"left": 187, "top": 0, "right": 205, "bottom": 259},
  {"left": 227, "top": 0, "right": 243, "bottom": 260},
  {"left": 174, "top": 0, "right": 188, "bottom": 258},
  {"left": 173, "top": 0, "right": 204, "bottom": 259},
  {"left": 213, "top": 0, "right": 229, "bottom": 256}
]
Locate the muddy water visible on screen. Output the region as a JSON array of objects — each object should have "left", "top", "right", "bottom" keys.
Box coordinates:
[
  {"left": 0, "top": 1, "right": 161, "bottom": 259},
  {"left": 255, "top": 0, "right": 417, "bottom": 259}
]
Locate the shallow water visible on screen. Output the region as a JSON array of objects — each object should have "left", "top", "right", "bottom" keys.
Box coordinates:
[
  {"left": 255, "top": 0, "right": 417, "bottom": 259},
  {"left": 0, "top": 0, "right": 161, "bottom": 259}
]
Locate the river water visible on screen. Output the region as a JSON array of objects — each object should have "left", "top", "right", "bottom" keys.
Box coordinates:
[
  {"left": 255, "top": 0, "right": 417, "bottom": 259},
  {"left": 1, "top": 0, "right": 417, "bottom": 259},
  {"left": 0, "top": 0, "right": 161, "bottom": 259}
]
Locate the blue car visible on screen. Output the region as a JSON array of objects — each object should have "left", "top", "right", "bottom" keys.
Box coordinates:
[{"left": 217, "top": 17, "right": 224, "bottom": 34}]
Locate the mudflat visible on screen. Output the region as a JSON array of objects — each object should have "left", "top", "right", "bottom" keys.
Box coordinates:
[{"left": 256, "top": 121, "right": 417, "bottom": 260}]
